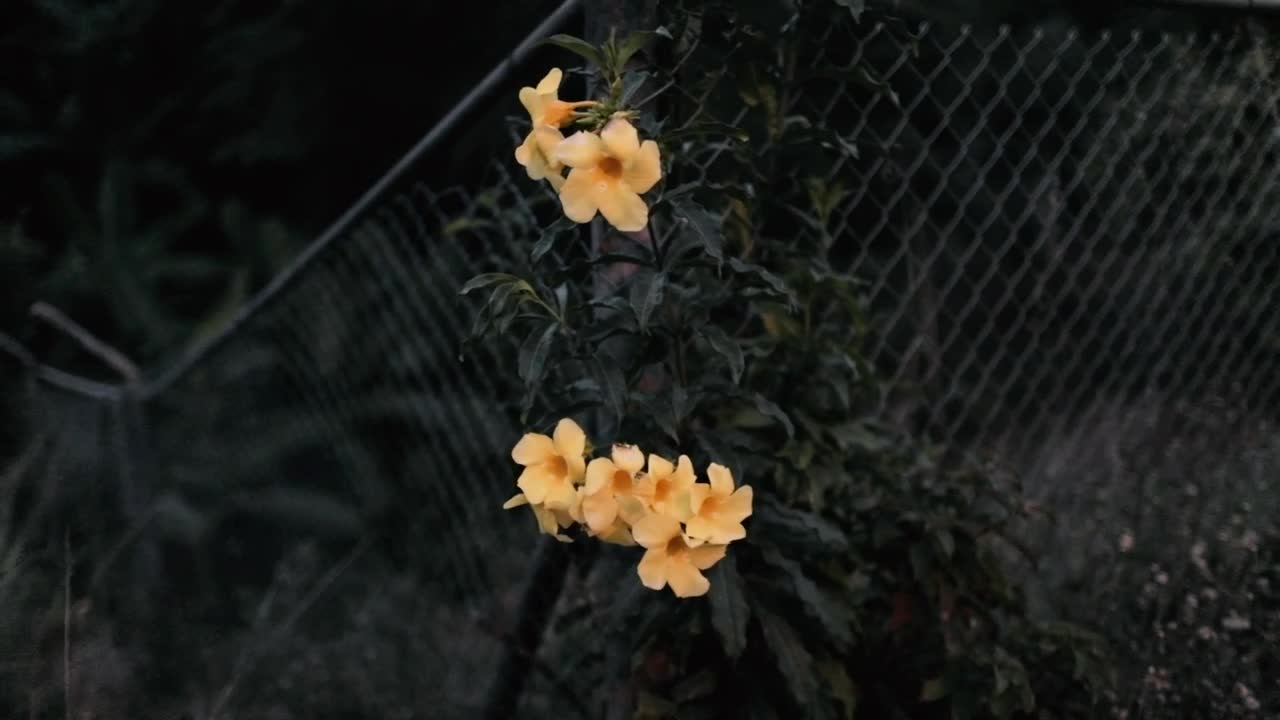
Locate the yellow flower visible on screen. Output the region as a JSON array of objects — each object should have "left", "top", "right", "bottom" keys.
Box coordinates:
[
  {"left": 684, "top": 463, "right": 754, "bottom": 545},
  {"left": 581, "top": 443, "right": 648, "bottom": 534},
  {"left": 514, "top": 126, "right": 567, "bottom": 191},
  {"left": 518, "top": 68, "right": 596, "bottom": 129},
  {"left": 644, "top": 453, "right": 697, "bottom": 521},
  {"left": 632, "top": 514, "right": 727, "bottom": 598},
  {"left": 501, "top": 493, "right": 574, "bottom": 543},
  {"left": 555, "top": 118, "right": 662, "bottom": 232},
  {"left": 511, "top": 418, "right": 587, "bottom": 512}
]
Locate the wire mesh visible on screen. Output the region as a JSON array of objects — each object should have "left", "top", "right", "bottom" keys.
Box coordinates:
[{"left": 43, "top": 10, "right": 1279, "bottom": 718}]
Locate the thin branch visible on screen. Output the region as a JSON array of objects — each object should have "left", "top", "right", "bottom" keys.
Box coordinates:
[{"left": 29, "top": 302, "right": 139, "bottom": 383}]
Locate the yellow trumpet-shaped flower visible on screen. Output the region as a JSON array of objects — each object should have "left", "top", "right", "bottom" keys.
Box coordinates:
[
  {"left": 518, "top": 68, "right": 597, "bottom": 129},
  {"left": 555, "top": 118, "right": 662, "bottom": 232},
  {"left": 502, "top": 493, "right": 574, "bottom": 543},
  {"left": 632, "top": 514, "right": 727, "bottom": 598},
  {"left": 514, "top": 126, "right": 567, "bottom": 191},
  {"left": 684, "top": 463, "right": 754, "bottom": 545},
  {"left": 512, "top": 418, "right": 588, "bottom": 512},
  {"left": 644, "top": 453, "right": 697, "bottom": 521},
  {"left": 581, "top": 443, "right": 648, "bottom": 534}
]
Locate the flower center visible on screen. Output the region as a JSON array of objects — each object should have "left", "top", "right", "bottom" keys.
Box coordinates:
[
  {"left": 665, "top": 536, "right": 688, "bottom": 557},
  {"left": 598, "top": 156, "right": 624, "bottom": 178},
  {"left": 546, "top": 456, "right": 569, "bottom": 478},
  {"left": 652, "top": 478, "right": 671, "bottom": 503},
  {"left": 612, "top": 469, "right": 633, "bottom": 493},
  {"left": 700, "top": 496, "right": 721, "bottom": 517}
]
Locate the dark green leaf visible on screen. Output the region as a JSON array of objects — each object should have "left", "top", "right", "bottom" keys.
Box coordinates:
[
  {"left": 729, "top": 258, "right": 793, "bottom": 301},
  {"left": 760, "top": 548, "right": 855, "bottom": 650},
  {"left": 459, "top": 272, "right": 521, "bottom": 296},
  {"left": 707, "top": 555, "right": 750, "bottom": 659},
  {"left": 594, "top": 353, "right": 628, "bottom": 422},
  {"left": 616, "top": 30, "right": 664, "bottom": 68},
  {"left": 619, "top": 70, "right": 653, "bottom": 106},
  {"left": 756, "top": 603, "right": 817, "bottom": 706},
  {"left": 518, "top": 323, "right": 558, "bottom": 388},
  {"left": 543, "top": 34, "right": 604, "bottom": 68},
  {"left": 752, "top": 393, "right": 794, "bottom": 438},
  {"left": 700, "top": 325, "right": 744, "bottom": 384},
  {"left": 633, "top": 271, "right": 666, "bottom": 331},
  {"left": 752, "top": 494, "right": 848, "bottom": 554},
  {"left": 920, "top": 676, "right": 949, "bottom": 702},
  {"left": 531, "top": 216, "right": 574, "bottom": 263},
  {"left": 673, "top": 199, "right": 725, "bottom": 267}
]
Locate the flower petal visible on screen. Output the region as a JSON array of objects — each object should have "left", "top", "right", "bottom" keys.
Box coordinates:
[
  {"left": 707, "top": 463, "right": 735, "bottom": 497},
  {"left": 722, "top": 486, "right": 754, "bottom": 522},
  {"left": 673, "top": 455, "right": 696, "bottom": 489},
  {"left": 598, "top": 185, "right": 649, "bottom": 232},
  {"left": 559, "top": 168, "right": 599, "bottom": 223},
  {"left": 612, "top": 443, "right": 644, "bottom": 474},
  {"left": 555, "top": 131, "right": 605, "bottom": 169},
  {"left": 687, "top": 483, "right": 712, "bottom": 515},
  {"left": 637, "top": 549, "right": 668, "bottom": 590},
  {"left": 595, "top": 519, "right": 636, "bottom": 546},
  {"left": 624, "top": 140, "right": 662, "bottom": 194},
  {"left": 647, "top": 453, "right": 674, "bottom": 480},
  {"left": 512, "top": 433, "right": 556, "bottom": 466},
  {"left": 686, "top": 516, "right": 746, "bottom": 545},
  {"left": 617, "top": 495, "right": 649, "bottom": 525},
  {"left": 689, "top": 544, "right": 728, "bottom": 570},
  {"left": 631, "top": 513, "right": 682, "bottom": 549},
  {"left": 518, "top": 87, "right": 542, "bottom": 120},
  {"left": 531, "top": 504, "right": 559, "bottom": 535},
  {"left": 536, "top": 67, "right": 563, "bottom": 96},
  {"left": 582, "top": 491, "right": 618, "bottom": 533},
  {"left": 601, "top": 118, "right": 641, "bottom": 161},
  {"left": 517, "top": 465, "right": 554, "bottom": 504},
  {"left": 543, "top": 479, "right": 577, "bottom": 512},
  {"left": 567, "top": 454, "right": 586, "bottom": 483},
  {"left": 514, "top": 136, "right": 534, "bottom": 167},
  {"left": 553, "top": 418, "right": 586, "bottom": 458},
  {"left": 502, "top": 493, "right": 529, "bottom": 510},
  {"left": 666, "top": 561, "right": 710, "bottom": 598},
  {"left": 585, "top": 457, "right": 615, "bottom": 494},
  {"left": 532, "top": 126, "right": 565, "bottom": 159},
  {"left": 546, "top": 172, "right": 566, "bottom": 192}
]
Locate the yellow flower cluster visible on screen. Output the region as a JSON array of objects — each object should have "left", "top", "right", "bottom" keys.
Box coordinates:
[
  {"left": 502, "top": 418, "right": 754, "bottom": 598},
  {"left": 514, "top": 68, "right": 663, "bottom": 233}
]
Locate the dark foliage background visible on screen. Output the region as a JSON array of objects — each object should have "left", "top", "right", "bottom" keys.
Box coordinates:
[{"left": 0, "top": 0, "right": 572, "bottom": 378}]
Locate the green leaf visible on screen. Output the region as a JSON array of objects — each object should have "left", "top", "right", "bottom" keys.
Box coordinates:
[
  {"left": 594, "top": 353, "right": 628, "bottom": 423},
  {"left": 673, "top": 199, "right": 725, "bottom": 267},
  {"left": 633, "top": 271, "right": 667, "bottom": 331},
  {"left": 760, "top": 548, "right": 855, "bottom": 650},
  {"left": 700, "top": 325, "right": 744, "bottom": 384},
  {"left": 756, "top": 603, "right": 817, "bottom": 706},
  {"left": 752, "top": 495, "right": 848, "bottom": 554},
  {"left": 518, "top": 323, "right": 558, "bottom": 388},
  {"left": 752, "top": 393, "right": 794, "bottom": 438},
  {"left": 530, "top": 217, "right": 575, "bottom": 263},
  {"left": 459, "top": 272, "right": 522, "bottom": 296},
  {"left": 729, "top": 258, "right": 793, "bottom": 302},
  {"left": 619, "top": 70, "right": 653, "bottom": 106},
  {"left": 543, "top": 34, "right": 605, "bottom": 68},
  {"left": 616, "top": 30, "right": 665, "bottom": 69},
  {"left": 708, "top": 555, "right": 750, "bottom": 659}
]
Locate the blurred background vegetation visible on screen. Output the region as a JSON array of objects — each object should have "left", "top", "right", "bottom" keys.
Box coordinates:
[{"left": 0, "top": 0, "right": 573, "bottom": 379}]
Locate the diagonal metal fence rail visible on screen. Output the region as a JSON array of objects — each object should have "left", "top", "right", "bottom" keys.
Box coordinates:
[{"left": 11, "top": 4, "right": 1280, "bottom": 718}]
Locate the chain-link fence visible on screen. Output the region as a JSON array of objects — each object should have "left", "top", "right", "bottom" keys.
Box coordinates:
[{"left": 12, "top": 5, "right": 1280, "bottom": 718}]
